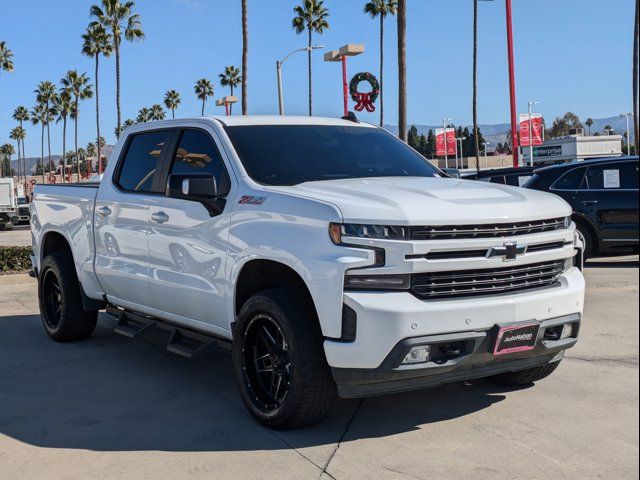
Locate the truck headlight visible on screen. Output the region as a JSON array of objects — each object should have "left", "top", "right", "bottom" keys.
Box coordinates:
[
  {"left": 563, "top": 216, "right": 572, "bottom": 229},
  {"left": 329, "top": 223, "right": 408, "bottom": 244}
]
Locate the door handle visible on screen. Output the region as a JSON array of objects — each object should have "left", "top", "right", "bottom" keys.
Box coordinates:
[
  {"left": 150, "top": 211, "right": 169, "bottom": 224},
  {"left": 581, "top": 200, "right": 598, "bottom": 206},
  {"left": 96, "top": 206, "right": 112, "bottom": 217}
]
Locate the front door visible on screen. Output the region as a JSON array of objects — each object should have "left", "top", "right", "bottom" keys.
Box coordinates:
[
  {"left": 94, "top": 128, "right": 172, "bottom": 308},
  {"left": 147, "top": 127, "right": 233, "bottom": 333}
]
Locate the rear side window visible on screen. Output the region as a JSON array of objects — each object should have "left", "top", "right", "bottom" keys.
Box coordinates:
[
  {"left": 117, "top": 130, "right": 169, "bottom": 192},
  {"left": 489, "top": 176, "right": 506, "bottom": 184},
  {"left": 551, "top": 167, "right": 586, "bottom": 190},
  {"left": 169, "top": 129, "right": 231, "bottom": 195},
  {"left": 585, "top": 162, "right": 639, "bottom": 190}
]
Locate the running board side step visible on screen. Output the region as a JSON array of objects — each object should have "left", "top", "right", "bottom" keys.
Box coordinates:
[{"left": 106, "top": 305, "right": 231, "bottom": 358}]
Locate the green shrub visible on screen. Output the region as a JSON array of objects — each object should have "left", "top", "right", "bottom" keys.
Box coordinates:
[{"left": 0, "top": 246, "right": 33, "bottom": 273}]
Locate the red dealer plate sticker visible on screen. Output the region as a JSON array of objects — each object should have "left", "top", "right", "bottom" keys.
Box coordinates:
[{"left": 493, "top": 323, "right": 540, "bottom": 355}]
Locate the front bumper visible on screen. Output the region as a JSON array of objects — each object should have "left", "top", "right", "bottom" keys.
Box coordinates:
[
  {"left": 324, "top": 267, "right": 585, "bottom": 396},
  {"left": 332, "top": 313, "right": 579, "bottom": 398}
]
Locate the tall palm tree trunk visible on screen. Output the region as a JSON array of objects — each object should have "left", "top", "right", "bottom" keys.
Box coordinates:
[
  {"left": 472, "top": 0, "right": 480, "bottom": 172},
  {"left": 241, "top": 0, "right": 248, "bottom": 115},
  {"left": 171, "top": 108, "right": 175, "bottom": 119},
  {"left": 47, "top": 121, "right": 52, "bottom": 179},
  {"left": 230, "top": 85, "right": 234, "bottom": 115},
  {"left": 115, "top": 37, "right": 122, "bottom": 138},
  {"left": 307, "top": 28, "right": 313, "bottom": 116},
  {"left": 201, "top": 99, "right": 205, "bottom": 116},
  {"left": 75, "top": 101, "right": 80, "bottom": 182},
  {"left": 62, "top": 117, "right": 67, "bottom": 183},
  {"left": 40, "top": 125, "right": 45, "bottom": 183},
  {"left": 95, "top": 54, "right": 102, "bottom": 174},
  {"left": 379, "top": 14, "right": 384, "bottom": 127},
  {"left": 397, "top": 0, "right": 407, "bottom": 141},
  {"left": 633, "top": 0, "right": 639, "bottom": 154}
]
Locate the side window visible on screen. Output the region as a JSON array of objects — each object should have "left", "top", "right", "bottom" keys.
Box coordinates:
[
  {"left": 117, "top": 130, "right": 169, "bottom": 192},
  {"left": 489, "top": 175, "right": 506, "bottom": 184},
  {"left": 586, "top": 162, "right": 639, "bottom": 190},
  {"left": 169, "top": 129, "right": 230, "bottom": 195},
  {"left": 551, "top": 167, "right": 586, "bottom": 190}
]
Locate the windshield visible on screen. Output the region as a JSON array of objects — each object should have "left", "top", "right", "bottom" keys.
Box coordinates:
[{"left": 225, "top": 125, "right": 440, "bottom": 186}]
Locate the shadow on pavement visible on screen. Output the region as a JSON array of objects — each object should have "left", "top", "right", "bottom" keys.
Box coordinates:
[{"left": 0, "top": 314, "right": 513, "bottom": 453}]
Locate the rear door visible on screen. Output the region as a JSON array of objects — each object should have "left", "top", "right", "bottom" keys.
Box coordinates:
[
  {"left": 146, "top": 126, "right": 234, "bottom": 333},
  {"left": 582, "top": 160, "right": 639, "bottom": 244},
  {"left": 94, "top": 128, "right": 172, "bottom": 308}
]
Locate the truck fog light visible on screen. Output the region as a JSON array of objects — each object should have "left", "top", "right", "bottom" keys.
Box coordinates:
[
  {"left": 560, "top": 323, "right": 574, "bottom": 340},
  {"left": 402, "top": 345, "right": 431, "bottom": 364}
]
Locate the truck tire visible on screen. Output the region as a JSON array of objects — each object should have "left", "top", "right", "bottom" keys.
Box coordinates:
[
  {"left": 232, "top": 288, "right": 336, "bottom": 430},
  {"left": 489, "top": 359, "right": 561, "bottom": 386},
  {"left": 38, "top": 251, "right": 98, "bottom": 342},
  {"left": 0, "top": 221, "right": 14, "bottom": 231}
]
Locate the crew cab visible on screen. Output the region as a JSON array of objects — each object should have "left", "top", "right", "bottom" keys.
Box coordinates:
[{"left": 30, "top": 116, "right": 585, "bottom": 429}]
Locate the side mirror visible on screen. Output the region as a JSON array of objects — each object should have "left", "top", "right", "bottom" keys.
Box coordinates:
[{"left": 166, "top": 173, "right": 224, "bottom": 216}]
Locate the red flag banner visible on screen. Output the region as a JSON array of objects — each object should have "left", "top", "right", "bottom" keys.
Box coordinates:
[
  {"left": 519, "top": 113, "right": 544, "bottom": 146},
  {"left": 435, "top": 128, "right": 457, "bottom": 156}
]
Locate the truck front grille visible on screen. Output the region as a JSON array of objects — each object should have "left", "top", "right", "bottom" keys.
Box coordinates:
[
  {"left": 18, "top": 207, "right": 29, "bottom": 216},
  {"left": 410, "top": 217, "right": 566, "bottom": 240},
  {"left": 411, "top": 260, "right": 564, "bottom": 299}
]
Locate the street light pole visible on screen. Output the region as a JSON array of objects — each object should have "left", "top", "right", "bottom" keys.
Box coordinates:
[
  {"left": 620, "top": 113, "right": 632, "bottom": 154},
  {"left": 324, "top": 44, "right": 365, "bottom": 117},
  {"left": 276, "top": 45, "right": 324, "bottom": 115},
  {"left": 456, "top": 137, "right": 464, "bottom": 169}
]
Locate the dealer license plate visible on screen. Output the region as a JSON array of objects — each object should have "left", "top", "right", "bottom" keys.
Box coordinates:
[{"left": 493, "top": 323, "right": 540, "bottom": 355}]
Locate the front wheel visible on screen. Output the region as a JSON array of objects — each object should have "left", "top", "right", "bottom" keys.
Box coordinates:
[
  {"left": 38, "top": 252, "right": 98, "bottom": 341},
  {"left": 232, "top": 288, "right": 336, "bottom": 430},
  {"left": 489, "top": 359, "right": 561, "bottom": 386}
]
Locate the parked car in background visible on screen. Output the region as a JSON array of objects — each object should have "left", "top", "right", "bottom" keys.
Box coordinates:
[
  {"left": 0, "top": 177, "right": 17, "bottom": 230},
  {"left": 463, "top": 166, "right": 537, "bottom": 188},
  {"left": 15, "top": 197, "right": 30, "bottom": 225},
  {"left": 524, "top": 156, "right": 639, "bottom": 259}
]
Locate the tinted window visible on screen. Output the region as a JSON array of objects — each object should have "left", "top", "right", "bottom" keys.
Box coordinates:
[
  {"left": 551, "top": 167, "right": 586, "bottom": 190},
  {"left": 225, "top": 125, "right": 440, "bottom": 186},
  {"left": 117, "top": 130, "right": 169, "bottom": 192},
  {"left": 585, "top": 162, "right": 639, "bottom": 190},
  {"left": 489, "top": 176, "right": 506, "bottom": 184},
  {"left": 169, "top": 129, "right": 230, "bottom": 194}
]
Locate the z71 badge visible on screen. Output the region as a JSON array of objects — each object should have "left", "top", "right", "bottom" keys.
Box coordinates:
[{"left": 238, "top": 195, "right": 267, "bottom": 205}]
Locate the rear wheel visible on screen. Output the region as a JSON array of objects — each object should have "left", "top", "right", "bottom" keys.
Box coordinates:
[
  {"left": 489, "top": 359, "right": 561, "bottom": 386},
  {"left": 38, "top": 252, "right": 98, "bottom": 341},
  {"left": 232, "top": 288, "right": 336, "bottom": 430}
]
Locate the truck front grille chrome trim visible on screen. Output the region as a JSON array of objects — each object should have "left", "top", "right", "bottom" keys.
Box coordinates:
[
  {"left": 410, "top": 218, "right": 567, "bottom": 240},
  {"left": 411, "top": 260, "right": 564, "bottom": 299}
]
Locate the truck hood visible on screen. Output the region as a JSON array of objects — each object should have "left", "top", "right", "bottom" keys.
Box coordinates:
[{"left": 268, "top": 177, "right": 571, "bottom": 224}]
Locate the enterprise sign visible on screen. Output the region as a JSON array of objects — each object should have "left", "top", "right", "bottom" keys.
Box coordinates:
[{"left": 533, "top": 145, "right": 562, "bottom": 157}]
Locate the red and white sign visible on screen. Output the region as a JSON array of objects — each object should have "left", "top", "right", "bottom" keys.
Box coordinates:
[
  {"left": 519, "top": 113, "right": 543, "bottom": 146},
  {"left": 435, "top": 128, "right": 457, "bottom": 156}
]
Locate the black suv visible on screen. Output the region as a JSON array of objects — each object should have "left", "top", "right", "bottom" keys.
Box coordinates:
[
  {"left": 524, "top": 156, "right": 639, "bottom": 259},
  {"left": 463, "top": 166, "right": 537, "bottom": 187}
]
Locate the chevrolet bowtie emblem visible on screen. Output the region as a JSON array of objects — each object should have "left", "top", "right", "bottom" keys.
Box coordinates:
[{"left": 486, "top": 241, "right": 527, "bottom": 261}]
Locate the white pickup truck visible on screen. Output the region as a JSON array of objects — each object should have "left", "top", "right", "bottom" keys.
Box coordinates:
[{"left": 30, "top": 116, "right": 585, "bottom": 429}]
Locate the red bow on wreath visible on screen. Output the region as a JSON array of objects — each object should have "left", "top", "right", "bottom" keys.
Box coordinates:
[{"left": 354, "top": 92, "right": 376, "bottom": 112}]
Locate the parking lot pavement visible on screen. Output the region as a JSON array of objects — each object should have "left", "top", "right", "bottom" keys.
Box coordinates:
[
  {"left": 0, "top": 256, "right": 638, "bottom": 480},
  {"left": 0, "top": 225, "right": 31, "bottom": 247}
]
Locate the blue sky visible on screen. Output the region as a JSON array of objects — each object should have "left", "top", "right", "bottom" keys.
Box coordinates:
[{"left": 1, "top": 0, "right": 636, "bottom": 157}]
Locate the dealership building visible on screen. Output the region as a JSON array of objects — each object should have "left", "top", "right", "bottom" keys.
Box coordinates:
[{"left": 521, "top": 133, "right": 623, "bottom": 165}]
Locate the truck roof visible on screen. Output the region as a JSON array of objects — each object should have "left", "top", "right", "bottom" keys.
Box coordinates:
[{"left": 130, "top": 115, "right": 377, "bottom": 129}]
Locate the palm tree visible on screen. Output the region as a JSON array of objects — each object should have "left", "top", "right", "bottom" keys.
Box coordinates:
[
  {"left": 90, "top": 0, "right": 144, "bottom": 138},
  {"left": 150, "top": 104, "right": 166, "bottom": 120},
  {"left": 585, "top": 117, "right": 593, "bottom": 135},
  {"left": 292, "top": 0, "right": 329, "bottom": 116},
  {"left": 164, "top": 89, "right": 181, "bottom": 118},
  {"left": 13, "top": 106, "right": 29, "bottom": 179},
  {"left": 53, "top": 90, "right": 72, "bottom": 182},
  {"left": 115, "top": 118, "right": 135, "bottom": 136},
  {"left": 9, "top": 127, "right": 25, "bottom": 181},
  {"left": 241, "top": 0, "right": 248, "bottom": 115},
  {"left": 194, "top": 78, "right": 214, "bottom": 115},
  {"left": 61, "top": 70, "right": 93, "bottom": 182},
  {"left": 396, "top": 0, "right": 407, "bottom": 141},
  {"left": 364, "top": 0, "right": 397, "bottom": 127},
  {"left": 136, "top": 107, "right": 151, "bottom": 123},
  {"left": 633, "top": 0, "right": 639, "bottom": 154},
  {"left": 219, "top": 65, "right": 242, "bottom": 114},
  {"left": 0, "top": 144, "right": 15, "bottom": 177},
  {"left": 35, "top": 81, "right": 59, "bottom": 177},
  {"left": 82, "top": 23, "right": 113, "bottom": 174},
  {"left": 0, "top": 41, "right": 13, "bottom": 73},
  {"left": 30, "top": 104, "right": 47, "bottom": 182}
]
